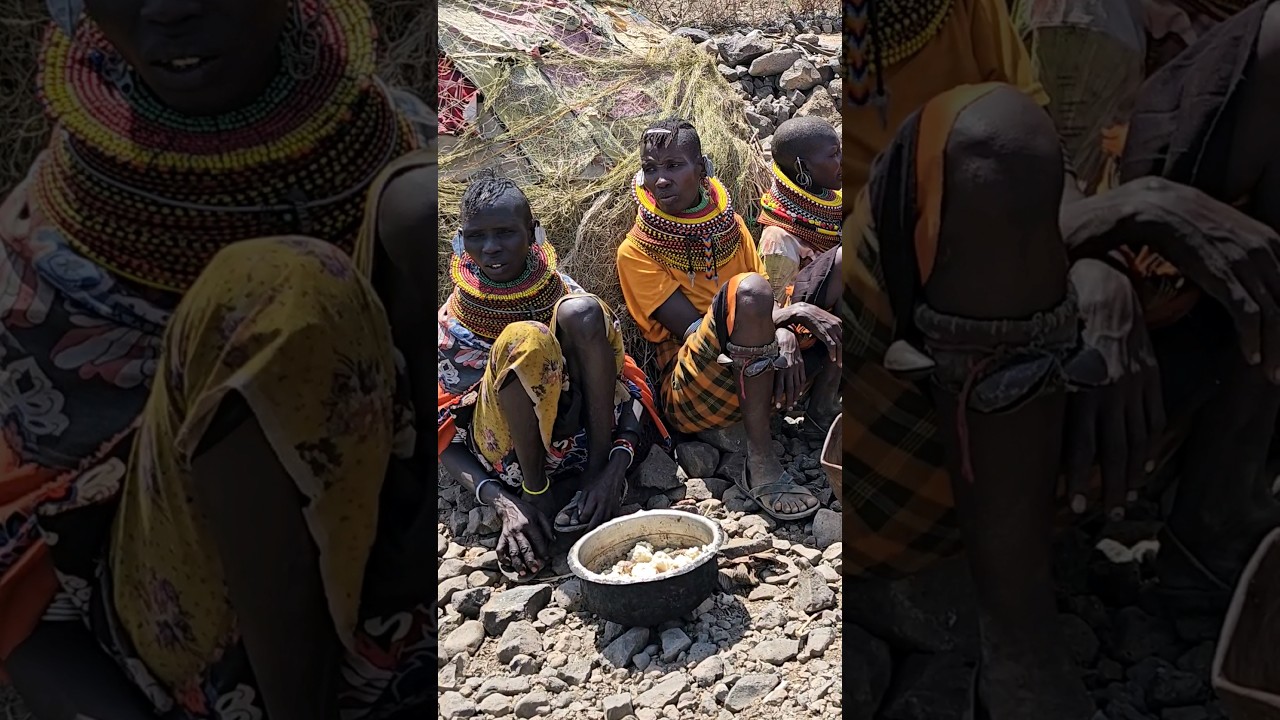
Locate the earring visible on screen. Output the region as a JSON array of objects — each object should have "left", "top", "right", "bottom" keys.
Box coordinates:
[
  {"left": 794, "top": 158, "right": 812, "bottom": 189},
  {"left": 702, "top": 156, "right": 716, "bottom": 179},
  {"left": 451, "top": 231, "right": 465, "bottom": 256},
  {"left": 533, "top": 224, "right": 547, "bottom": 245},
  {"left": 282, "top": 0, "right": 320, "bottom": 81}
]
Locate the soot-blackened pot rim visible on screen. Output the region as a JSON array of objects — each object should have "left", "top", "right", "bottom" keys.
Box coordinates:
[{"left": 567, "top": 509, "right": 726, "bottom": 586}]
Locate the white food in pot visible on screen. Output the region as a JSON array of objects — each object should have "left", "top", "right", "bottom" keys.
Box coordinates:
[{"left": 602, "top": 541, "right": 709, "bottom": 580}]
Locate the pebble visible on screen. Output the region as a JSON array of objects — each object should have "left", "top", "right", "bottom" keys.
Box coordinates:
[
  {"left": 634, "top": 653, "right": 652, "bottom": 671},
  {"left": 693, "top": 656, "right": 724, "bottom": 685},
  {"left": 439, "top": 654, "right": 466, "bottom": 691},
  {"left": 811, "top": 508, "right": 840, "bottom": 549},
  {"left": 477, "top": 694, "right": 513, "bottom": 717},
  {"left": 687, "top": 642, "right": 718, "bottom": 665},
  {"left": 559, "top": 659, "right": 594, "bottom": 686},
  {"left": 721, "top": 536, "right": 771, "bottom": 558},
  {"left": 725, "top": 673, "right": 782, "bottom": 712},
  {"left": 603, "top": 627, "right": 651, "bottom": 669},
  {"left": 438, "top": 534, "right": 448, "bottom": 557},
  {"left": 453, "top": 586, "right": 491, "bottom": 619},
  {"left": 552, "top": 579, "right": 583, "bottom": 612},
  {"left": 803, "top": 627, "right": 835, "bottom": 658},
  {"left": 441, "top": 691, "right": 477, "bottom": 719},
  {"left": 793, "top": 569, "right": 836, "bottom": 615},
  {"left": 478, "top": 677, "right": 532, "bottom": 699},
  {"left": 442, "top": 620, "right": 486, "bottom": 658},
  {"left": 815, "top": 565, "right": 840, "bottom": 583},
  {"left": 514, "top": 691, "right": 550, "bottom": 718},
  {"left": 497, "top": 621, "right": 543, "bottom": 664},
  {"left": 635, "top": 673, "right": 689, "bottom": 708},
  {"left": 509, "top": 654, "right": 541, "bottom": 675},
  {"left": 481, "top": 584, "right": 553, "bottom": 636},
  {"left": 603, "top": 693, "right": 634, "bottom": 720},
  {"left": 751, "top": 638, "right": 800, "bottom": 665},
  {"left": 793, "top": 545, "right": 822, "bottom": 563},
  {"left": 438, "top": 575, "right": 467, "bottom": 607},
  {"left": 748, "top": 585, "right": 782, "bottom": 601},
  {"left": 756, "top": 602, "right": 786, "bottom": 630},
  {"left": 660, "top": 628, "right": 693, "bottom": 662},
  {"left": 537, "top": 607, "right": 567, "bottom": 628}
]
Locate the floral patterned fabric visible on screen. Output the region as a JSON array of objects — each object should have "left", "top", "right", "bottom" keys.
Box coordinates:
[
  {"left": 437, "top": 285, "right": 669, "bottom": 490},
  {"left": 0, "top": 91, "right": 436, "bottom": 717}
]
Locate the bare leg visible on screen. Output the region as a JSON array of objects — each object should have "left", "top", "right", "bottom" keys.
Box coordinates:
[
  {"left": 498, "top": 376, "right": 557, "bottom": 522},
  {"left": 191, "top": 393, "right": 340, "bottom": 720},
  {"left": 924, "top": 88, "right": 1092, "bottom": 718},
  {"left": 736, "top": 273, "right": 817, "bottom": 516}
]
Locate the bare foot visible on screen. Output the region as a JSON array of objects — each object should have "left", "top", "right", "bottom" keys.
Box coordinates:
[{"left": 744, "top": 453, "right": 817, "bottom": 517}]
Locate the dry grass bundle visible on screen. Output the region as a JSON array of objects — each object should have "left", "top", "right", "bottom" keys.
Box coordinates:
[
  {"left": 438, "top": 38, "right": 770, "bottom": 370},
  {"left": 0, "top": 0, "right": 436, "bottom": 195}
]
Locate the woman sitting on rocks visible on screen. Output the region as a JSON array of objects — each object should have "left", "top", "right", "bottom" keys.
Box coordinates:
[
  {"left": 437, "top": 171, "right": 669, "bottom": 582},
  {"left": 0, "top": 0, "right": 436, "bottom": 717},
  {"left": 756, "top": 116, "right": 843, "bottom": 440},
  {"left": 615, "top": 119, "right": 841, "bottom": 522}
]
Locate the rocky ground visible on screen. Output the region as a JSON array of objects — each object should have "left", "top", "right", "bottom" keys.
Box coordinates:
[
  {"left": 436, "top": 415, "right": 844, "bottom": 720},
  {"left": 849, "top": 501, "right": 1243, "bottom": 720}
]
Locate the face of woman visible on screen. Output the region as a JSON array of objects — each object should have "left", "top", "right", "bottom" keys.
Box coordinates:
[
  {"left": 460, "top": 199, "right": 535, "bottom": 284},
  {"left": 795, "top": 135, "right": 842, "bottom": 192},
  {"left": 641, "top": 144, "right": 704, "bottom": 215},
  {"left": 84, "top": 0, "right": 290, "bottom": 116}
]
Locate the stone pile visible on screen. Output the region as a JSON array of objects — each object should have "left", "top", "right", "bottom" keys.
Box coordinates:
[{"left": 437, "top": 415, "right": 844, "bottom": 720}]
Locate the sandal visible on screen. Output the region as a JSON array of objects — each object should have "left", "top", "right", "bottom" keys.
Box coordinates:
[
  {"left": 735, "top": 466, "right": 819, "bottom": 521},
  {"left": 554, "top": 491, "right": 591, "bottom": 534},
  {"left": 1153, "top": 525, "right": 1234, "bottom": 615}
]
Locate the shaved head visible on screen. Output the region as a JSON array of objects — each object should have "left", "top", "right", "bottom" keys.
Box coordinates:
[{"left": 773, "top": 117, "right": 839, "bottom": 166}]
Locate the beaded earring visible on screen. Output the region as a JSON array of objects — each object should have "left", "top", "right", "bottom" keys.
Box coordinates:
[
  {"left": 702, "top": 155, "right": 716, "bottom": 179},
  {"left": 89, "top": 48, "right": 138, "bottom": 101},
  {"left": 533, "top": 223, "right": 547, "bottom": 245},
  {"left": 282, "top": 0, "right": 321, "bottom": 81},
  {"left": 452, "top": 231, "right": 465, "bottom": 256},
  {"left": 46, "top": 0, "right": 83, "bottom": 38}
]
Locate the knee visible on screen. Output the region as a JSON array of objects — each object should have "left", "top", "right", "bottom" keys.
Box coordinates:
[
  {"left": 734, "top": 273, "right": 774, "bottom": 320},
  {"left": 554, "top": 296, "right": 608, "bottom": 346}
]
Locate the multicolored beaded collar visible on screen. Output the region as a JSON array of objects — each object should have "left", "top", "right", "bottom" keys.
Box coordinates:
[
  {"left": 758, "top": 162, "right": 841, "bottom": 254},
  {"left": 447, "top": 241, "right": 569, "bottom": 342},
  {"left": 846, "top": 0, "right": 955, "bottom": 116},
  {"left": 33, "top": 0, "right": 418, "bottom": 293},
  {"left": 628, "top": 175, "right": 743, "bottom": 286}
]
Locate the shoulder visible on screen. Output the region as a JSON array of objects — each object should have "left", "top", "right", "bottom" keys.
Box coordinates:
[
  {"left": 385, "top": 85, "right": 438, "bottom": 147},
  {"left": 377, "top": 153, "right": 437, "bottom": 260}
]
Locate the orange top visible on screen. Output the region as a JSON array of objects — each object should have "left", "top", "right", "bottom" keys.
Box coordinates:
[
  {"left": 617, "top": 215, "right": 766, "bottom": 345},
  {"left": 844, "top": 0, "right": 1050, "bottom": 198}
]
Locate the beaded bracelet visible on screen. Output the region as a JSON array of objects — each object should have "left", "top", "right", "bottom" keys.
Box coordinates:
[
  {"left": 610, "top": 438, "right": 636, "bottom": 469},
  {"left": 522, "top": 478, "right": 551, "bottom": 496}
]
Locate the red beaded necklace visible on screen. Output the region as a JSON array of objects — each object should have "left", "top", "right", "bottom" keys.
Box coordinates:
[
  {"left": 758, "top": 162, "right": 842, "bottom": 253},
  {"left": 447, "top": 241, "right": 569, "bottom": 341},
  {"left": 627, "top": 175, "right": 743, "bottom": 286}
]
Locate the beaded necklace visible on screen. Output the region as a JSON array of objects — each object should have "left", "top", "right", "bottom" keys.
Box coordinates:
[
  {"left": 758, "top": 162, "right": 841, "bottom": 254},
  {"left": 628, "top": 175, "right": 742, "bottom": 286},
  {"left": 846, "top": 0, "right": 955, "bottom": 120},
  {"left": 33, "top": 0, "right": 418, "bottom": 293},
  {"left": 447, "top": 241, "right": 569, "bottom": 341}
]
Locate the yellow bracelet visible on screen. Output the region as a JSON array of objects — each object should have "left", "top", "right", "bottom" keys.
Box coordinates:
[{"left": 521, "top": 479, "right": 550, "bottom": 496}]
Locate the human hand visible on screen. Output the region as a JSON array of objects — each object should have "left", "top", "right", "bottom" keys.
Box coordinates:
[
  {"left": 493, "top": 491, "right": 554, "bottom": 577},
  {"left": 576, "top": 462, "right": 627, "bottom": 531},
  {"left": 773, "top": 328, "right": 805, "bottom": 410},
  {"left": 1063, "top": 260, "right": 1166, "bottom": 520},
  {"left": 774, "top": 302, "right": 841, "bottom": 365}
]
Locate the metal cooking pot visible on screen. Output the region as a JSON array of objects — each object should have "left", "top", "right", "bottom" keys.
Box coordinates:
[
  {"left": 567, "top": 510, "right": 725, "bottom": 627},
  {"left": 821, "top": 413, "right": 841, "bottom": 499}
]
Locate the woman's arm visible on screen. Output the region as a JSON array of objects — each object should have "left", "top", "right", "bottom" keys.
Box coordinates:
[{"left": 440, "top": 444, "right": 506, "bottom": 505}]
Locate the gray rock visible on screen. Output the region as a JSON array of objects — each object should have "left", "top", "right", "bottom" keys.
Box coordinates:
[
  {"left": 793, "top": 569, "right": 836, "bottom": 615},
  {"left": 677, "top": 441, "right": 721, "bottom": 479},
  {"left": 1060, "top": 613, "right": 1099, "bottom": 665},
  {"left": 441, "top": 691, "right": 477, "bottom": 719},
  {"left": 693, "top": 655, "right": 724, "bottom": 685},
  {"left": 812, "top": 508, "right": 841, "bottom": 549},
  {"left": 478, "top": 676, "right": 532, "bottom": 699},
  {"left": 633, "top": 652, "right": 652, "bottom": 671},
  {"left": 514, "top": 691, "right": 550, "bottom": 718},
  {"left": 438, "top": 558, "right": 467, "bottom": 582},
  {"left": 804, "top": 627, "right": 836, "bottom": 658},
  {"left": 697, "top": 424, "right": 747, "bottom": 454},
  {"left": 602, "top": 627, "right": 651, "bottom": 669},
  {"left": 721, "top": 31, "right": 772, "bottom": 66},
  {"left": 636, "top": 449, "right": 683, "bottom": 490},
  {"left": 682, "top": 478, "right": 715, "bottom": 502},
  {"left": 508, "top": 653, "right": 540, "bottom": 675},
  {"left": 439, "top": 533, "right": 448, "bottom": 557},
  {"left": 756, "top": 602, "right": 786, "bottom": 631},
  {"left": 467, "top": 569, "right": 497, "bottom": 587},
  {"left": 536, "top": 606, "right": 566, "bottom": 628},
  {"left": 744, "top": 111, "right": 774, "bottom": 135},
  {"left": 821, "top": 542, "right": 842, "bottom": 562},
  {"left": 795, "top": 88, "right": 838, "bottom": 123},
  {"left": 480, "top": 584, "right": 553, "bottom": 636},
  {"left": 843, "top": 558, "right": 978, "bottom": 653},
  {"left": 660, "top": 627, "right": 693, "bottom": 662},
  {"left": 847, "top": 624, "right": 893, "bottom": 716},
  {"left": 636, "top": 673, "right": 689, "bottom": 708},
  {"left": 779, "top": 58, "right": 822, "bottom": 91},
  {"left": 559, "top": 658, "right": 594, "bottom": 686},
  {"left": 603, "top": 693, "right": 635, "bottom": 720},
  {"left": 717, "top": 64, "right": 742, "bottom": 82},
  {"left": 442, "top": 620, "right": 486, "bottom": 658},
  {"left": 497, "top": 621, "right": 542, "bottom": 664},
  {"left": 1150, "top": 667, "right": 1208, "bottom": 708},
  {"left": 551, "top": 578, "right": 583, "bottom": 611},
  {"left": 1112, "top": 607, "right": 1181, "bottom": 664},
  {"left": 466, "top": 550, "right": 500, "bottom": 572},
  {"left": 751, "top": 638, "right": 800, "bottom": 665},
  {"left": 601, "top": 621, "right": 627, "bottom": 645},
  {"left": 438, "top": 574, "right": 468, "bottom": 608},
  {"left": 453, "top": 586, "right": 491, "bottom": 619},
  {"left": 796, "top": 33, "right": 820, "bottom": 44},
  {"left": 788, "top": 89, "right": 807, "bottom": 107},
  {"left": 477, "top": 693, "right": 513, "bottom": 717},
  {"left": 673, "top": 27, "right": 711, "bottom": 44},
  {"left": 749, "top": 49, "right": 804, "bottom": 78},
  {"left": 724, "top": 674, "right": 782, "bottom": 712},
  {"left": 721, "top": 536, "right": 771, "bottom": 559},
  {"left": 880, "top": 652, "right": 977, "bottom": 720},
  {"left": 647, "top": 493, "right": 672, "bottom": 510},
  {"left": 439, "top": 653, "right": 466, "bottom": 691},
  {"left": 703, "top": 476, "right": 733, "bottom": 498},
  {"left": 466, "top": 505, "right": 502, "bottom": 535},
  {"left": 748, "top": 584, "right": 782, "bottom": 601},
  {"left": 717, "top": 451, "right": 747, "bottom": 482},
  {"left": 687, "top": 642, "right": 718, "bottom": 665}
]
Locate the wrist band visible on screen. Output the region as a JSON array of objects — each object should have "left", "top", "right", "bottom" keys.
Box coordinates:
[
  {"left": 521, "top": 478, "right": 550, "bottom": 496},
  {"left": 610, "top": 438, "right": 636, "bottom": 469},
  {"left": 475, "top": 478, "right": 500, "bottom": 506}
]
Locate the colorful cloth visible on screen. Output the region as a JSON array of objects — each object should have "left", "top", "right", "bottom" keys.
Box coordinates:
[
  {"left": 438, "top": 287, "right": 670, "bottom": 488},
  {"left": 843, "top": 0, "right": 1050, "bottom": 199},
  {"left": 0, "top": 48, "right": 436, "bottom": 720}
]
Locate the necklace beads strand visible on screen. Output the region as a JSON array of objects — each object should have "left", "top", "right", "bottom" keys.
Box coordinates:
[
  {"left": 33, "top": 0, "right": 415, "bottom": 293},
  {"left": 757, "top": 162, "right": 842, "bottom": 253},
  {"left": 447, "top": 242, "right": 569, "bottom": 341},
  {"left": 629, "top": 176, "right": 742, "bottom": 286}
]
